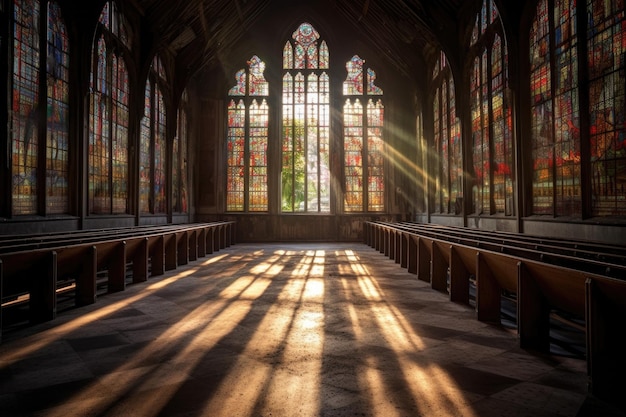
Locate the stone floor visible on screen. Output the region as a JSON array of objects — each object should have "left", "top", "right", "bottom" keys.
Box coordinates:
[{"left": 0, "top": 243, "right": 624, "bottom": 417}]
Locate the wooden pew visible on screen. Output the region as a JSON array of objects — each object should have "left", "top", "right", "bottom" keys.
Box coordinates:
[
  {"left": 586, "top": 276, "right": 626, "bottom": 406},
  {"left": 0, "top": 222, "right": 236, "bottom": 340},
  {"left": 363, "top": 220, "right": 626, "bottom": 408}
]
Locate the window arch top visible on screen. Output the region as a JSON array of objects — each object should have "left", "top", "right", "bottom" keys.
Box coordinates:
[
  {"left": 471, "top": 0, "right": 500, "bottom": 46},
  {"left": 343, "top": 55, "right": 382, "bottom": 95},
  {"left": 292, "top": 22, "right": 319, "bottom": 47},
  {"left": 229, "top": 55, "right": 268, "bottom": 96},
  {"left": 98, "top": 1, "right": 131, "bottom": 49},
  {"left": 284, "top": 22, "right": 328, "bottom": 70}
]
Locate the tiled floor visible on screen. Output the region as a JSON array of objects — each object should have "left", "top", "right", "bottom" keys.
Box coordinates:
[{"left": 0, "top": 243, "right": 624, "bottom": 416}]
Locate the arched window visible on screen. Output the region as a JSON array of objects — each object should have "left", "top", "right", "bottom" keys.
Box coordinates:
[
  {"left": 226, "top": 55, "right": 269, "bottom": 211},
  {"left": 469, "top": 0, "right": 514, "bottom": 215},
  {"left": 140, "top": 55, "right": 167, "bottom": 214},
  {"left": 173, "top": 89, "right": 189, "bottom": 213},
  {"left": 11, "top": 0, "right": 69, "bottom": 215},
  {"left": 587, "top": 0, "right": 626, "bottom": 216},
  {"left": 343, "top": 55, "right": 385, "bottom": 212},
  {"left": 89, "top": 1, "right": 130, "bottom": 214},
  {"left": 282, "top": 22, "right": 330, "bottom": 212},
  {"left": 530, "top": 0, "right": 581, "bottom": 216},
  {"left": 432, "top": 51, "right": 462, "bottom": 214}
]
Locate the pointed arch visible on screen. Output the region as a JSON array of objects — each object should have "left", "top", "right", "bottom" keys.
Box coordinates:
[
  {"left": 433, "top": 51, "right": 461, "bottom": 214},
  {"left": 89, "top": 1, "right": 130, "bottom": 214},
  {"left": 140, "top": 55, "right": 168, "bottom": 214},
  {"left": 468, "top": 0, "right": 514, "bottom": 215}
]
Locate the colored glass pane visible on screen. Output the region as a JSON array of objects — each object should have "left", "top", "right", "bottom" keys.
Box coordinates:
[
  {"left": 530, "top": 0, "right": 581, "bottom": 216},
  {"left": 89, "top": 4, "right": 129, "bottom": 215},
  {"left": 154, "top": 88, "right": 166, "bottom": 213},
  {"left": 228, "top": 69, "right": 246, "bottom": 96},
  {"left": 367, "top": 68, "right": 383, "bottom": 95},
  {"left": 227, "top": 100, "right": 245, "bottom": 211},
  {"left": 367, "top": 99, "right": 385, "bottom": 212},
  {"left": 343, "top": 55, "right": 364, "bottom": 95},
  {"left": 12, "top": 0, "right": 40, "bottom": 215},
  {"left": 433, "top": 51, "right": 461, "bottom": 215},
  {"left": 293, "top": 22, "right": 319, "bottom": 47},
  {"left": 226, "top": 56, "right": 269, "bottom": 211},
  {"left": 553, "top": 0, "right": 580, "bottom": 216},
  {"left": 46, "top": 1, "right": 70, "bottom": 214},
  {"left": 248, "top": 55, "right": 268, "bottom": 96},
  {"left": 468, "top": 0, "right": 512, "bottom": 216},
  {"left": 492, "top": 34, "right": 506, "bottom": 213},
  {"left": 111, "top": 54, "right": 129, "bottom": 214},
  {"left": 530, "top": 0, "right": 553, "bottom": 214},
  {"left": 282, "top": 23, "right": 330, "bottom": 212},
  {"left": 587, "top": 0, "right": 626, "bottom": 216},
  {"left": 343, "top": 55, "right": 384, "bottom": 212},
  {"left": 344, "top": 99, "right": 363, "bottom": 212},
  {"left": 283, "top": 42, "right": 293, "bottom": 69},
  {"left": 174, "top": 90, "right": 188, "bottom": 213},
  {"left": 89, "top": 37, "right": 110, "bottom": 214},
  {"left": 319, "top": 41, "right": 329, "bottom": 69},
  {"left": 139, "top": 81, "right": 151, "bottom": 213},
  {"left": 249, "top": 99, "right": 269, "bottom": 211},
  {"left": 442, "top": 80, "right": 450, "bottom": 213},
  {"left": 434, "top": 86, "right": 442, "bottom": 212},
  {"left": 449, "top": 77, "right": 461, "bottom": 211}
]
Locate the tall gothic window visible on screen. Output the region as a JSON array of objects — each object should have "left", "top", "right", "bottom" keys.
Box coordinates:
[
  {"left": 282, "top": 22, "right": 330, "bottom": 212},
  {"left": 343, "top": 55, "right": 385, "bottom": 212},
  {"left": 469, "top": 0, "right": 514, "bottom": 215},
  {"left": 226, "top": 55, "right": 269, "bottom": 211},
  {"left": 530, "top": 0, "right": 581, "bottom": 216},
  {"left": 89, "top": 1, "right": 130, "bottom": 214},
  {"left": 587, "top": 0, "right": 626, "bottom": 216},
  {"left": 140, "top": 56, "right": 167, "bottom": 214},
  {"left": 432, "top": 51, "right": 462, "bottom": 214},
  {"left": 11, "top": 0, "right": 69, "bottom": 215},
  {"left": 173, "top": 89, "right": 189, "bottom": 213}
]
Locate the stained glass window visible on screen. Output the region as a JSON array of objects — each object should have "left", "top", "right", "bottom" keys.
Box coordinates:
[
  {"left": 282, "top": 23, "right": 330, "bottom": 212},
  {"left": 11, "top": 0, "right": 70, "bottom": 216},
  {"left": 174, "top": 90, "right": 189, "bottom": 213},
  {"left": 12, "top": 0, "right": 40, "bottom": 215},
  {"left": 46, "top": 1, "right": 69, "bottom": 214},
  {"left": 432, "top": 52, "right": 462, "bottom": 214},
  {"left": 530, "top": 0, "right": 581, "bottom": 217},
  {"left": 226, "top": 56, "right": 269, "bottom": 211},
  {"left": 342, "top": 55, "right": 385, "bottom": 212},
  {"left": 587, "top": 0, "right": 626, "bottom": 216},
  {"left": 140, "top": 55, "right": 167, "bottom": 214},
  {"left": 469, "top": 0, "right": 514, "bottom": 215},
  {"left": 89, "top": 1, "right": 129, "bottom": 214}
]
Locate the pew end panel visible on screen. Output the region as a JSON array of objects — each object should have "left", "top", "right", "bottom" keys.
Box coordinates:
[
  {"left": 586, "top": 277, "right": 626, "bottom": 408},
  {"left": 475, "top": 251, "right": 518, "bottom": 325}
]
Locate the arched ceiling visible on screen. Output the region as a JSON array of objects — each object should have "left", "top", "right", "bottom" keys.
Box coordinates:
[{"left": 131, "top": 0, "right": 466, "bottom": 80}]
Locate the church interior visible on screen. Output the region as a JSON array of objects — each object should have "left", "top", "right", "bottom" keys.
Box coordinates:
[{"left": 1, "top": 0, "right": 626, "bottom": 415}]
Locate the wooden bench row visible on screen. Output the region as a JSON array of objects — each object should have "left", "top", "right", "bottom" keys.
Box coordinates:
[
  {"left": 393, "top": 222, "right": 624, "bottom": 256},
  {"left": 371, "top": 221, "right": 626, "bottom": 279},
  {"left": 0, "top": 224, "right": 221, "bottom": 254},
  {"left": 0, "top": 222, "right": 236, "bottom": 342},
  {"left": 363, "top": 221, "right": 626, "bottom": 408}
]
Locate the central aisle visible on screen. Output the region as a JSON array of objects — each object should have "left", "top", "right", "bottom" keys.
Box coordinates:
[{"left": 0, "top": 243, "right": 591, "bottom": 416}]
